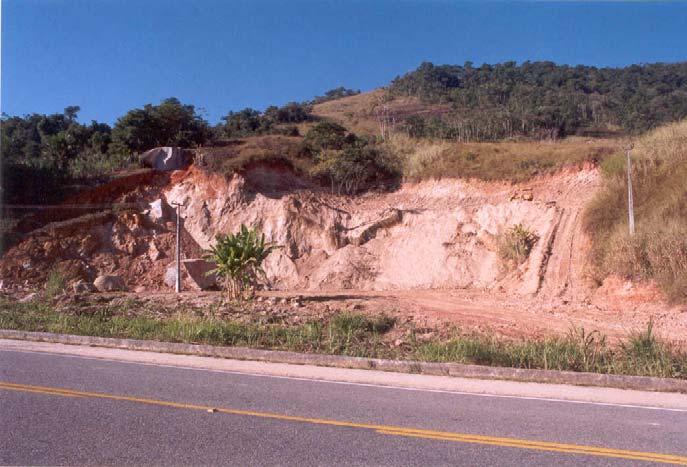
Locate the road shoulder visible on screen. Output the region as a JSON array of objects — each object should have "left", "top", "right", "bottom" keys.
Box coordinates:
[{"left": 2, "top": 336, "right": 686, "bottom": 411}]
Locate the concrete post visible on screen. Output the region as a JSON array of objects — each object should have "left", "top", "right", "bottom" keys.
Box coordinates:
[
  {"left": 626, "top": 147, "right": 635, "bottom": 236},
  {"left": 172, "top": 202, "right": 183, "bottom": 292}
]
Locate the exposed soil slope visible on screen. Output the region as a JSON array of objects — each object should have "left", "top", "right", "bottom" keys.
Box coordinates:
[
  {"left": 165, "top": 164, "right": 597, "bottom": 299},
  {"left": 2, "top": 161, "right": 684, "bottom": 344}
]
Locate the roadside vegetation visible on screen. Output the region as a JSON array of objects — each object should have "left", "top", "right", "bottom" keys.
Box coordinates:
[
  {"left": 584, "top": 119, "right": 687, "bottom": 302},
  {"left": 1, "top": 298, "right": 685, "bottom": 379}
]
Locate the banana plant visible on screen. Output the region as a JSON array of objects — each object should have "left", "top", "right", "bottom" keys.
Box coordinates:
[{"left": 204, "top": 224, "right": 277, "bottom": 300}]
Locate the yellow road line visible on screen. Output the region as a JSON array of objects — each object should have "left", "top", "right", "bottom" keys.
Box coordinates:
[{"left": 1, "top": 381, "right": 686, "bottom": 465}]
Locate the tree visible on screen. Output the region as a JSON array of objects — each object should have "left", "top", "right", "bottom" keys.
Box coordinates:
[
  {"left": 303, "top": 121, "right": 350, "bottom": 153},
  {"left": 388, "top": 61, "right": 687, "bottom": 140},
  {"left": 111, "top": 98, "right": 210, "bottom": 154},
  {"left": 63, "top": 106, "right": 81, "bottom": 122},
  {"left": 204, "top": 225, "right": 277, "bottom": 300},
  {"left": 220, "top": 102, "right": 311, "bottom": 138},
  {"left": 311, "top": 87, "right": 361, "bottom": 104},
  {"left": 221, "top": 108, "right": 266, "bottom": 137},
  {"left": 0, "top": 107, "right": 115, "bottom": 204}
]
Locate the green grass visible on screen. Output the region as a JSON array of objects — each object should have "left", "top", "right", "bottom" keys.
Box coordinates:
[
  {"left": 414, "top": 325, "right": 685, "bottom": 379},
  {"left": 44, "top": 268, "right": 67, "bottom": 300},
  {"left": 1, "top": 298, "right": 685, "bottom": 379},
  {"left": 0, "top": 299, "right": 398, "bottom": 359}
]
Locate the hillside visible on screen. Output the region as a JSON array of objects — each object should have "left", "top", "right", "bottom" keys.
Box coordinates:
[
  {"left": 584, "top": 119, "right": 687, "bottom": 302},
  {"left": 387, "top": 61, "right": 687, "bottom": 139},
  {"left": 1, "top": 61, "right": 686, "bottom": 338},
  {"left": 310, "top": 89, "right": 451, "bottom": 136}
]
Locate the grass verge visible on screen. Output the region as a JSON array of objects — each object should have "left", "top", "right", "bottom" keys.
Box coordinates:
[
  {"left": 1, "top": 298, "right": 684, "bottom": 379},
  {"left": 584, "top": 119, "right": 687, "bottom": 302}
]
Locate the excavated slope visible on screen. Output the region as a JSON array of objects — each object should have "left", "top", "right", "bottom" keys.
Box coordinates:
[{"left": 164, "top": 164, "right": 600, "bottom": 299}]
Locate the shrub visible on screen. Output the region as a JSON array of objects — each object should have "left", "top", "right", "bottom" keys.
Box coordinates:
[
  {"left": 310, "top": 140, "right": 400, "bottom": 194},
  {"left": 303, "top": 121, "right": 351, "bottom": 153},
  {"left": 498, "top": 224, "right": 539, "bottom": 267},
  {"left": 204, "top": 225, "right": 277, "bottom": 300}
]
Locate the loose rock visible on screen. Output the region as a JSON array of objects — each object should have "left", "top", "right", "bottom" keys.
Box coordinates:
[{"left": 93, "top": 275, "right": 126, "bottom": 292}]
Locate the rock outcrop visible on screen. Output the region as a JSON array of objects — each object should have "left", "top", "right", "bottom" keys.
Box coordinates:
[{"left": 164, "top": 164, "right": 600, "bottom": 296}]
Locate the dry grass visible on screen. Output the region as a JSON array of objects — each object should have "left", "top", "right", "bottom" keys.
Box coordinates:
[
  {"left": 197, "top": 135, "right": 309, "bottom": 175},
  {"left": 584, "top": 119, "right": 687, "bottom": 302},
  {"left": 196, "top": 131, "right": 620, "bottom": 188},
  {"left": 311, "top": 90, "right": 450, "bottom": 136},
  {"left": 384, "top": 133, "right": 618, "bottom": 182}
]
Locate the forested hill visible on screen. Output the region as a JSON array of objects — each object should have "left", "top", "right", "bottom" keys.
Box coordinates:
[{"left": 388, "top": 61, "right": 687, "bottom": 140}]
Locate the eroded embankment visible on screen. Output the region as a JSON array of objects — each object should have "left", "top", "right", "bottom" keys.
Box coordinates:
[
  {"left": 3, "top": 163, "right": 687, "bottom": 344},
  {"left": 159, "top": 164, "right": 599, "bottom": 300},
  {"left": 0, "top": 164, "right": 600, "bottom": 297}
]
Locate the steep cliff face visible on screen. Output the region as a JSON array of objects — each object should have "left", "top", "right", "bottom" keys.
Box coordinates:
[{"left": 163, "top": 164, "right": 600, "bottom": 298}]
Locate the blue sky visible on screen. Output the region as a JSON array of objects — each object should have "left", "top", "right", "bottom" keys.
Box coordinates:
[{"left": 2, "top": 0, "right": 686, "bottom": 125}]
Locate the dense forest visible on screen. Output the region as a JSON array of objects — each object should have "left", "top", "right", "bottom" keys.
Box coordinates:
[{"left": 390, "top": 61, "right": 687, "bottom": 140}]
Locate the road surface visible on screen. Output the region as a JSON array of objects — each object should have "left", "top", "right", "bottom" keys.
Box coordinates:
[{"left": 1, "top": 340, "right": 686, "bottom": 466}]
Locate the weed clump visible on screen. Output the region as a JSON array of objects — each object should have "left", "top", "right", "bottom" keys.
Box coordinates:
[
  {"left": 44, "top": 268, "right": 67, "bottom": 299},
  {"left": 498, "top": 224, "right": 539, "bottom": 268}
]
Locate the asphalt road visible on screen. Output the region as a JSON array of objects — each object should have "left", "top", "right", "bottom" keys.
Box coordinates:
[{"left": 1, "top": 345, "right": 686, "bottom": 466}]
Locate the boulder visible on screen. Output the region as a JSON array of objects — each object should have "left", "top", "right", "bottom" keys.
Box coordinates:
[
  {"left": 148, "top": 199, "right": 173, "bottom": 223},
  {"left": 164, "top": 266, "right": 178, "bottom": 289},
  {"left": 182, "top": 259, "right": 217, "bottom": 290},
  {"left": 93, "top": 275, "right": 126, "bottom": 292},
  {"left": 140, "top": 147, "right": 188, "bottom": 171},
  {"left": 165, "top": 259, "right": 217, "bottom": 291}
]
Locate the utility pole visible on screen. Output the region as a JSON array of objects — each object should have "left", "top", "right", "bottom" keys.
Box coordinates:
[
  {"left": 626, "top": 144, "right": 635, "bottom": 236},
  {"left": 171, "top": 202, "right": 184, "bottom": 293}
]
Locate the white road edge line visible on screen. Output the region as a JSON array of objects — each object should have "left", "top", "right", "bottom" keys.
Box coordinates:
[{"left": 2, "top": 347, "right": 686, "bottom": 413}]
